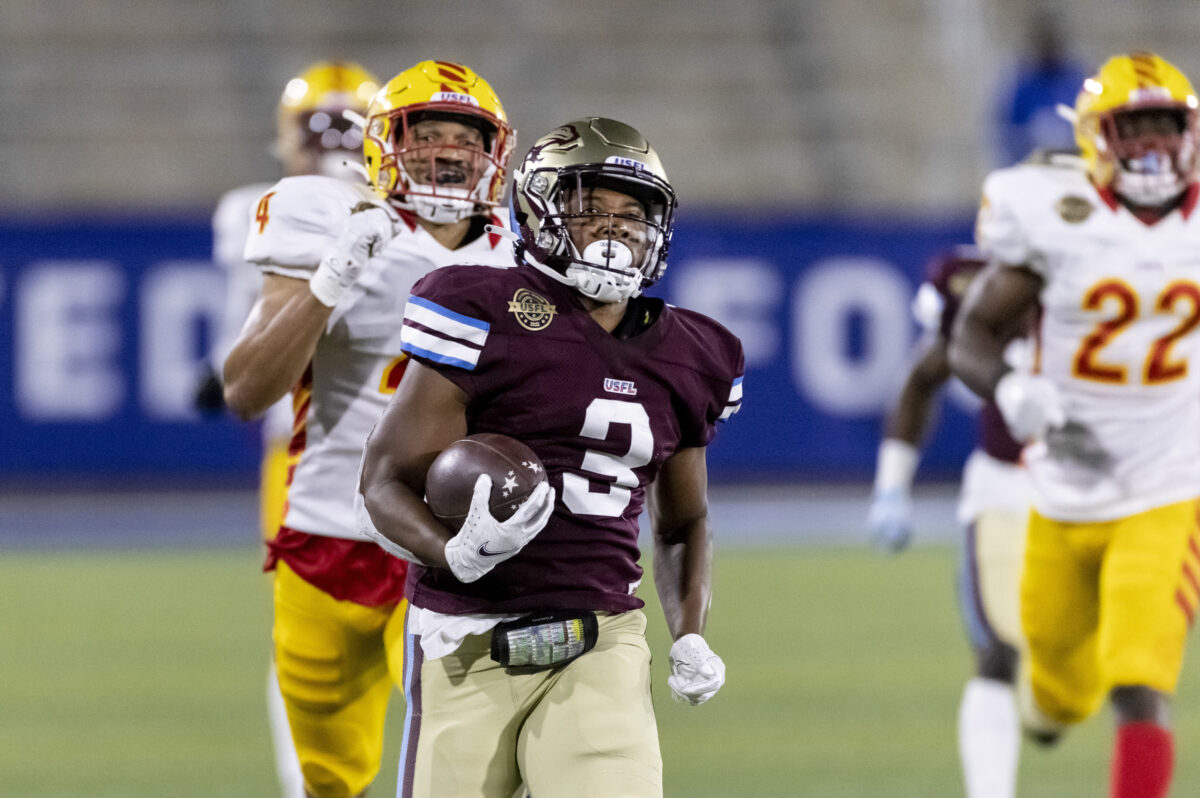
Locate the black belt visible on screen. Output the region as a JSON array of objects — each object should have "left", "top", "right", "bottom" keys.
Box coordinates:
[{"left": 490, "top": 611, "right": 599, "bottom": 673}]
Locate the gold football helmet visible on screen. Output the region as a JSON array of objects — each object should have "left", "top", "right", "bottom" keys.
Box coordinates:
[
  {"left": 363, "top": 60, "right": 513, "bottom": 223},
  {"left": 1074, "top": 52, "right": 1199, "bottom": 206},
  {"left": 511, "top": 118, "right": 676, "bottom": 303},
  {"left": 276, "top": 60, "right": 380, "bottom": 180}
]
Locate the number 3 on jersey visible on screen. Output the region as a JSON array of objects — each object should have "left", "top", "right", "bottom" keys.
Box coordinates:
[{"left": 563, "top": 398, "right": 653, "bottom": 517}]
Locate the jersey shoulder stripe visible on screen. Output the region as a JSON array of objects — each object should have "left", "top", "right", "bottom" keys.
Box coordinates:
[
  {"left": 400, "top": 295, "right": 490, "bottom": 370},
  {"left": 719, "top": 375, "right": 744, "bottom": 421}
]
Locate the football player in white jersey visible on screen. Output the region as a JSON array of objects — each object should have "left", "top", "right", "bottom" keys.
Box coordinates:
[
  {"left": 222, "top": 60, "right": 515, "bottom": 798},
  {"left": 201, "top": 59, "right": 381, "bottom": 798},
  {"left": 951, "top": 52, "right": 1200, "bottom": 798}
]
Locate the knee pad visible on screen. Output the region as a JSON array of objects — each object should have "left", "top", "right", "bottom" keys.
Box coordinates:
[{"left": 275, "top": 615, "right": 348, "bottom": 714}]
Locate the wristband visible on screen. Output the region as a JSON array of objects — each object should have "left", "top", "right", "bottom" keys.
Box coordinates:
[
  {"left": 309, "top": 256, "right": 347, "bottom": 307},
  {"left": 873, "top": 438, "right": 919, "bottom": 493}
]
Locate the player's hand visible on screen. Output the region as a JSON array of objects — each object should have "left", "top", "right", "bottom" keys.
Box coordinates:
[
  {"left": 1045, "top": 420, "right": 1113, "bottom": 472},
  {"left": 310, "top": 204, "right": 396, "bottom": 307},
  {"left": 192, "top": 365, "right": 225, "bottom": 414},
  {"left": 994, "top": 370, "right": 1065, "bottom": 442},
  {"left": 668, "top": 634, "right": 726, "bottom": 705},
  {"left": 867, "top": 487, "right": 913, "bottom": 553},
  {"left": 444, "top": 475, "right": 555, "bottom": 583}
]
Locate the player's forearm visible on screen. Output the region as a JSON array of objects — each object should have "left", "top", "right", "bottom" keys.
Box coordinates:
[
  {"left": 887, "top": 333, "right": 951, "bottom": 442},
  {"left": 947, "top": 319, "right": 1009, "bottom": 401},
  {"left": 885, "top": 370, "right": 943, "bottom": 444},
  {"left": 653, "top": 521, "right": 713, "bottom": 639},
  {"left": 361, "top": 474, "right": 454, "bottom": 568},
  {"left": 948, "top": 263, "right": 1042, "bottom": 400},
  {"left": 222, "top": 297, "right": 330, "bottom": 419}
]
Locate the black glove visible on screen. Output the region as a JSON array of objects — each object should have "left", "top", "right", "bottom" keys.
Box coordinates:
[{"left": 193, "top": 366, "right": 225, "bottom": 414}]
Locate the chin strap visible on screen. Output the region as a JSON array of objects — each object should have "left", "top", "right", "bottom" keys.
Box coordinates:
[{"left": 483, "top": 224, "right": 520, "bottom": 242}]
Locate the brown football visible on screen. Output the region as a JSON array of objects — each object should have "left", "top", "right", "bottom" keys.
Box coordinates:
[{"left": 424, "top": 433, "right": 547, "bottom": 532}]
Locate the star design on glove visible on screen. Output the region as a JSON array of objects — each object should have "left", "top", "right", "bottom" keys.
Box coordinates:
[
  {"left": 522, "top": 460, "right": 542, "bottom": 474},
  {"left": 501, "top": 472, "right": 518, "bottom": 497}
]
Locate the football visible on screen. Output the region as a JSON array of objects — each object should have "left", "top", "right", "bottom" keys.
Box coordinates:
[{"left": 424, "top": 433, "right": 547, "bottom": 532}]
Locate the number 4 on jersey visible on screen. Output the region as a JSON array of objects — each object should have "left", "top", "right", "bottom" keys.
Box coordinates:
[{"left": 254, "top": 191, "right": 277, "bottom": 234}]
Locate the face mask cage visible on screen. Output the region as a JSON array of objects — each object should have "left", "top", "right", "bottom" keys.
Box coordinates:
[
  {"left": 526, "top": 163, "right": 675, "bottom": 291},
  {"left": 277, "top": 106, "right": 366, "bottom": 178},
  {"left": 369, "top": 103, "right": 510, "bottom": 216},
  {"left": 1097, "top": 104, "right": 1197, "bottom": 205}
]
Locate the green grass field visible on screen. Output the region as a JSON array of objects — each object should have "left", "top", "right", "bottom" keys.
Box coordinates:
[{"left": 4, "top": 544, "right": 1200, "bottom": 797}]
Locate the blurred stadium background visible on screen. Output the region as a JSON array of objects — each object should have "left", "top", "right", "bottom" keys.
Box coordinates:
[{"left": 5, "top": 1, "right": 1200, "bottom": 795}]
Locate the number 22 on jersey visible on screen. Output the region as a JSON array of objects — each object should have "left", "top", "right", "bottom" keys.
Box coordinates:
[{"left": 1073, "top": 278, "right": 1200, "bottom": 385}]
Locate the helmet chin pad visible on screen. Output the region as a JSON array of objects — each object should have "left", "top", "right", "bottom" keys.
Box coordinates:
[
  {"left": 581, "top": 239, "right": 634, "bottom": 273},
  {"left": 523, "top": 244, "right": 643, "bottom": 303},
  {"left": 404, "top": 186, "right": 476, "bottom": 223},
  {"left": 393, "top": 155, "right": 496, "bottom": 223},
  {"left": 565, "top": 241, "right": 641, "bottom": 302},
  {"left": 1114, "top": 167, "right": 1187, "bottom": 206}
]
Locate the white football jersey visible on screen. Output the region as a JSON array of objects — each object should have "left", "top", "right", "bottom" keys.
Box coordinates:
[
  {"left": 213, "top": 182, "right": 293, "bottom": 442},
  {"left": 978, "top": 163, "right": 1200, "bottom": 521},
  {"left": 244, "top": 174, "right": 514, "bottom": 540}
]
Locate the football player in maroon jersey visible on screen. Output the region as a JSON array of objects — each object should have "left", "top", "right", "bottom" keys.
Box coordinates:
[
  {"left": 358, "top": 118, "right": 745, "bottom": 798},
  {"left": 869, "top": 244, "right": 1037, "bottom": 798}
]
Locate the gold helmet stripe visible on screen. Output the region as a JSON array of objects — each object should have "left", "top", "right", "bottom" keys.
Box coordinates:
[{"left": 1131, "top": 52, "right": 1159, "bottom": 88}]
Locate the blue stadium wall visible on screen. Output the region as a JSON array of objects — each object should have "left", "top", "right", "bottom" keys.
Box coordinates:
[{"left": 0, "top": 210, "right": 979, "bottom": 489}]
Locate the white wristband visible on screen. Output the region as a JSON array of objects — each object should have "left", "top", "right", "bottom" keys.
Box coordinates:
[
  {"left": 873, "top": 438, "right": 919, "bottom": 493},
  {"left": 309, "top": 256, "right": 347, "bottom": 307}
]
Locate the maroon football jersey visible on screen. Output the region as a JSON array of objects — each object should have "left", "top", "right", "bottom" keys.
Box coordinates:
[
  {"left": 399, "top": 263, "right": 745, "bottom": 615},
  {"left": 923, "top": 246, "right": 1024, "bottom": 464}
]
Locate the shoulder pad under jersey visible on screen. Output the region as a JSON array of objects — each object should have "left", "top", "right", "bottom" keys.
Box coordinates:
[
  {"left": 976, "top": 163, "right": 1088, "bottom": 275},
  {"left": 243, "top": 175, "right": 392, "bottom": 278}
]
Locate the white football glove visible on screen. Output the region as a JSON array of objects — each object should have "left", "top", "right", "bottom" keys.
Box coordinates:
[
  {"left": 867, "top": 487, "right": 913, "bottom": 553},
  {"left": 309, "top": 204, "right": 395, "bottom": 307},
  {"left": 668, "top": 633, "right": 726, "bottom": 706},
  {"left": 443, "top": 474, "right": 555, "bottom": 584},
  {"left": 994, "top": 370, "right": 1066, "bottom": 442}
]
